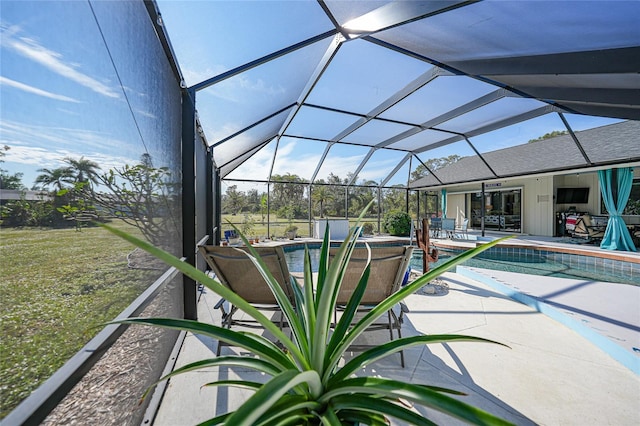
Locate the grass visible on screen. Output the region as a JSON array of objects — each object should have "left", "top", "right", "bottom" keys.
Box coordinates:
[
  {"left": 0, "top": 221, "right": 164, "bottom": 419},
  {"left": 0, "top": 214, "right": 385, "bottom": 418}
]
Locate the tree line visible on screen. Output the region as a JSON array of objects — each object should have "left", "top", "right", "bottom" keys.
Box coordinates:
[
  {"left": 2, "top": 148, "right": 454, "bottom": 236},
  {"left": 0, "top": 151, "right": 179, "bottom": 248}
]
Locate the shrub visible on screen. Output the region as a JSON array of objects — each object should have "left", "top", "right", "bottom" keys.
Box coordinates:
[
  {"left": 383, "top": 211, "right": 412, "bottom": 236},
  {"left": 362, "top": 222, "right": 375, "bottom": 235},
  {"left": 0, "top": 199, "right": 59, "bottom": 227}
]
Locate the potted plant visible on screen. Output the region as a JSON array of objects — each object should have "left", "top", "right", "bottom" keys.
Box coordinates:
[
  {"left": 362, "top": 221, "right": 375, "bottom": 236},
  {"left": 240, "top": 212, "right": 255, "bottom": 239},
  {"left": 102, "top": 204, "right": 512, "bottom": 425},
  {"left": 284, "top": 225, "right": 298, "bottom": 240}
]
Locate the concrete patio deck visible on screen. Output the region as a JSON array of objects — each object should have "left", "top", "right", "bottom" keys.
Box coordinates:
[{"left": 152, "top": 263, "right": 640, "bottom": 425}]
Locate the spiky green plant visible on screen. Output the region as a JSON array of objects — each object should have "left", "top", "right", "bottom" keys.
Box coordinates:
[{"left": 102, "top": 207, "right": 513, "bottom": 425}]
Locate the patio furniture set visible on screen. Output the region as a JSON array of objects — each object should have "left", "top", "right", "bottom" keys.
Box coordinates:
[
  {"left": 198, "top": 243, "right": 413, "bottom": 366},
  {"left": 428, "top": 217, "right": 469, "bottom": 239}
]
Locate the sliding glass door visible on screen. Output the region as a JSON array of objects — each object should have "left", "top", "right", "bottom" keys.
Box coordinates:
[{"left": 470, "top": 189, "right": 521, "bottom": 232}]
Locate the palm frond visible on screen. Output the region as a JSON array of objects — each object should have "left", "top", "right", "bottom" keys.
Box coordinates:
[
  {"left": 331, "top": 334, "right": 507, "bottom": 384},
  {"left": 108, "top": 318, "right": 292, "bottom": 369},
  {"left": 224, "top": 370, "right": 322, "bottom": 424},
  {"left": 325, "top": 377, "right": 514, "bottom": 425}
]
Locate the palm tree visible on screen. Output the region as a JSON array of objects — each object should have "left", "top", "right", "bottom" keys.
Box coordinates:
[
  {"left": 34, "top": 167, "right": 74, "bottom": 192},
  {"left": 64, "top": 156, "right": 100, "bottom": 185},
  {"left": 311, "top": 185, "right": 334, "bottom": 218}
]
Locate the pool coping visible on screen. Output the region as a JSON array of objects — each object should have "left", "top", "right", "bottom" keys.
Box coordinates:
[{"left": 432, "top": 238, "right": 640, "bottom": 264}]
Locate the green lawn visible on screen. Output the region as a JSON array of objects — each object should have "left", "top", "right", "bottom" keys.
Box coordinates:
[
  {"left": 0, "top": 222, "right": 164, "bottom": 418},
  {"left": 0, "top": 214, "right": 384, "bottom": 418}
]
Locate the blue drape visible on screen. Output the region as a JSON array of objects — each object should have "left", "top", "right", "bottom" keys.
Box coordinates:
[
  {"left": 598, "top": 168, "right": 636, "bottom": 251},
  {"left": 441, "top": 189, "right": 447, "bottom": 218}
]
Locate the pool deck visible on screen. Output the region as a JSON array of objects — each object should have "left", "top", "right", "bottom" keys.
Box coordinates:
[{"left": 152, "top": 232, "right": 639, "bottom": 425}]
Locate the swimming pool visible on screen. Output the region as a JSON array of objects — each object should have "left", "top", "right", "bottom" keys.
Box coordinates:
[
  {"left": 420, "top": 250, "right": 638, "bottom": 285},
  {"left": 282, "top": 244, "right": 639, "bottom": 286}
]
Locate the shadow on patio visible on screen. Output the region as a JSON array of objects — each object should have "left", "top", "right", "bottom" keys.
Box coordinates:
[{"left": 151, "top": 270, "right": 639, "bottom": 425}]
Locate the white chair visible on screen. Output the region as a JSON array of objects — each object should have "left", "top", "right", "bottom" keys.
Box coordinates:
[{"left": 455, "top": 218, "right": 469, "bottom": 239}]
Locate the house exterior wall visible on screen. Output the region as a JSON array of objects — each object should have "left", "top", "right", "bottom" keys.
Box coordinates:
[
  {"left": 447, "top": 193, "right": 466, "bottom": 223},
  {"left": 523, "top": 176, "right": 554, "bottom": 236},
  {"left": 440, "top": 166, "right": 639, "bottom": 236},
  {"left": 443, "top": 174, "right": 597, "bottom": 237}
]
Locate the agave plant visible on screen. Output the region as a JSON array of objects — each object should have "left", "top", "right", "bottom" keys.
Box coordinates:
[{"left": 103, "top": 208, "right": 513, "bottom": 425}]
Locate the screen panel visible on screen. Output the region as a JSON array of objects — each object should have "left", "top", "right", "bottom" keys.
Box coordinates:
[{"left": 1, "top": 1, "right": 183, "bottom": 421}]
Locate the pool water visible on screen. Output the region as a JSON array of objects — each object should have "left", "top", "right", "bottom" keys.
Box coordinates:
[
  {"left": 283, "top": 246, "right": 639, "bottom": 286},
  {"left": 419, "top": 251, "right": 637, "bottom": 285}
]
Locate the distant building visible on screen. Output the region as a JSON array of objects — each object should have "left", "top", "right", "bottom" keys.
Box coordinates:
[{"left": 0, "top": 189, "right": 51, "bottom": 203}]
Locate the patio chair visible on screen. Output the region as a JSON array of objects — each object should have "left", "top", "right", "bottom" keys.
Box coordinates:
[
  {"left": 430, "top": 217, "right": 442, "bottom": 238},
  {"left": 198, "top": 245, "right": 296, "bottom": 355},
  {"left": 454, "top": 218, "right": 469, "bottom": 239},
  {"left": 572, "top": 214, "right": 606, "bottom": 243},
  {"left": 441, "top": 218, "right": 456, "bottom": 239},
  {"left": 329, "top": 245, "right": 414, "bottom": 367}
]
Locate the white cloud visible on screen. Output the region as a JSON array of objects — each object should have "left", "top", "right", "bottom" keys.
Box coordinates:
[
  {"left": 2, "top": 142, "right": 140, "bottom": 189},
  {"left": 200, "top": 73, "right": 286, "bottom": 105},
  {"left": 182, "top": 65, "right": 226, "bottom": 88},
  {"left": 135, "top": 108, "right": 157, "bottom": 120},
  {"left": 1, "top": 25, "right": 120, "bottom": 98},
  {"left": 3, "top": 140, "right": 135, "bottom": 170},
  {"left": 205, "top": 121, "right": 242, "bottom": 144},
  {"left": 238, "top": 76, "right": 286, "bottom": 97},
  {"left": 2, "top": 144, "right": 61, "bottom": 167},
  {"left": 0, "top": 76, "right": 81, "bottom": 102},
  {"left": 0, "top": 119, "right": 126, "bottom": 151}
]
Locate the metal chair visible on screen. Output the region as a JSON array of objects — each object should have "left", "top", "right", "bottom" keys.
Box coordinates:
[
  {"left": 454, "top": 218, "right": 469, "bottom": 239},
  {"left": 328, "top": 245, "right": 414, "bottom": 367},
  {"left": 572, "top": 215, "right": 605, "bottom": 243},
  {"left": 430, "top": 217, "right": 442, "bottom": 238},
  {"left": 198, "top": 245, "right": 296, "bottom": 355},
  {"left": 441, "top": 218, "right": 456, "bottom": 239}
]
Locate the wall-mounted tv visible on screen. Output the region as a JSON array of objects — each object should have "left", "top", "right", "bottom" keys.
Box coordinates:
[{"left": 556, "top": 187, "right": 589, "bottom": 204}]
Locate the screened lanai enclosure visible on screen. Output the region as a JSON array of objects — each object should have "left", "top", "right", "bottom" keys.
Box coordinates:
[
  {"left": 1, "top": 0, "right": 640, "bottom": 424},
  {"left": 168, "top": 0, "right": 640, "bottom": 239}
]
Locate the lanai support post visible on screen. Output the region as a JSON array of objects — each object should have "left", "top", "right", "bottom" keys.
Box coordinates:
[
  {"left": 212, "top": 161, "right": 221, "bottom": 246},
  {"left": 481, "top": 182, "right": 486, "bottom": 238},
  {"left": 182, "top": 89, "right": 197, "bottom": 320}
]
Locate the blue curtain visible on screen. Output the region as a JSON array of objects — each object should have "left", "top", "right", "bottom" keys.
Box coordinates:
[
  {"left": 599, "top": 168, "right": 636, "bottom": 251},
  {"left": 441, "top": 189, "right": 447, "bottom": 218}
]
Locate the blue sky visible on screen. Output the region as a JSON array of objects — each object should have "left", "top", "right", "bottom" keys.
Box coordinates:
[
  {"left": 1, "top": 1, "right": 148, "bottom": 188},
  {"left": 0, "top": 1, "right": 621, "bottom": 193}
]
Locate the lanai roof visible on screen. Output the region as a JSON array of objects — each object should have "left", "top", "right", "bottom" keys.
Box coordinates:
[{"left": 156, "top": 0, "right": 640, "bottom": 189}]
